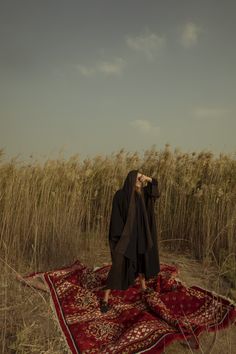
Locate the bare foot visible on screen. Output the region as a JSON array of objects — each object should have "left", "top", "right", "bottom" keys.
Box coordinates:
[{"left": 141, "top": 285, "right": 147, "bottom": 291}]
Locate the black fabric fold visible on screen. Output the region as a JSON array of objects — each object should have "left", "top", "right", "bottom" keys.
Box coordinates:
[{"left": 104, "top": 170, "right": 161, "bottom": 290}]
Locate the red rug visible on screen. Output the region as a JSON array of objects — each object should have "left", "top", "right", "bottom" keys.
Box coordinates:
[{"left": 21, "top": 260, "right": 236, "bottom": 353}]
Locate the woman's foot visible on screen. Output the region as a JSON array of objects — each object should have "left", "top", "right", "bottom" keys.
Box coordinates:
[
  {"left": 99, "top": 299, "right": 111, "bottom": 313},
  {"left": 140, "top": 286, "right": 153, "bottom": 294}
]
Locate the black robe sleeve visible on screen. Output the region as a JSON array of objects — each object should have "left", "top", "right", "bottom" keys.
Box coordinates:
[
  {"left": 143, "top": 177, "right": 160, "bottom": 201},
  {"left": 108, "top": 191, "right": 125, "bottom": 260}
]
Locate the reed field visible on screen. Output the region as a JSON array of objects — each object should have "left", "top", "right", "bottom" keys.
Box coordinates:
[{"left": 0, "top": 144, "right": 236, "bottom": 353}]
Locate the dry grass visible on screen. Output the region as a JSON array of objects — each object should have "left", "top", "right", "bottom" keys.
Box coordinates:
[{"left": 0, "top": 144, "right": 236, "bottom": 353}]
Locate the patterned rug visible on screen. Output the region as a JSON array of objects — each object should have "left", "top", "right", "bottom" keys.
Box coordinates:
[{"left": 20, "top": 260, "right": 236, "bottom": 353}]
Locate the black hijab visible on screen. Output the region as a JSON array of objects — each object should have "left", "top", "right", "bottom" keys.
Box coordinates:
[{"left": 114, "top": 169, "right": 153, "bottom": 260}]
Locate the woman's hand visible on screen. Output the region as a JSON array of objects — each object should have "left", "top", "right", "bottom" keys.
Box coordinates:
[{"left": 139, "top": 174, "right": 152, "bottom": 183}]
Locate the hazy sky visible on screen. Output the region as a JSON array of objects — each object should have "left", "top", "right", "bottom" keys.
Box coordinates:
[{"left": 1, "top": 0, "right": 236, "bottom": 163}]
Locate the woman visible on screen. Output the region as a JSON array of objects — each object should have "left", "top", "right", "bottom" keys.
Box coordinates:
[{"left": 100, "top": 169, "right": 161, "bottom": 313}]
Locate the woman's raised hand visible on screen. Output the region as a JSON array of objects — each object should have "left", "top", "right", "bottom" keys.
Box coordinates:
[{"left": 138, "top": 174, "right": 152, "bottom": 183}]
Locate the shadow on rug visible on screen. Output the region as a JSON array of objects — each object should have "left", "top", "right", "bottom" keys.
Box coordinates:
[{"left": 18, "top": 260, "right": 236, "bottom": 353}]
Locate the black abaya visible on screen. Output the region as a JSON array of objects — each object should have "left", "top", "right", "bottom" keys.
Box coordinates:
[
  {"left": 124, "top": 190, "right": 147, "bottom": 277},
  {"left": 104, "top": 170, "right": 161, "bottom": 290},
  {"left": 135, "top": 190, "right": 147, "bottom": 254}
]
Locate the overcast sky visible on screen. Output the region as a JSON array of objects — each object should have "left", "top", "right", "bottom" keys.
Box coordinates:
[{"left": 1, "top": 0, "right": 236, "bottom": 163}]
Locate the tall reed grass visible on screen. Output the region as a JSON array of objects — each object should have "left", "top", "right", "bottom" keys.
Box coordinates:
[
  {"left": 0, "top": 144, "right": 235, "bottom": 283},
  {"left": 1, "top": 144, "right": 236, "bottom": 353}
]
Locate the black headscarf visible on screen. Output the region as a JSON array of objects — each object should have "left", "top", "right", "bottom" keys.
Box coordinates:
[{"left": 114, "top": 169, "right": 153, "bottom": 260}]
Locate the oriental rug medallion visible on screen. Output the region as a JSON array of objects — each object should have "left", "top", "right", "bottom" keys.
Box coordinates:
[{"left": 20, "top": 260, "right": 236, "bottom": 353}]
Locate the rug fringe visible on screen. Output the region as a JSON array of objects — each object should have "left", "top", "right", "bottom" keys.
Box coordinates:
[{"left": 194, "top": 284, "right": 236, "bottom": 308}]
